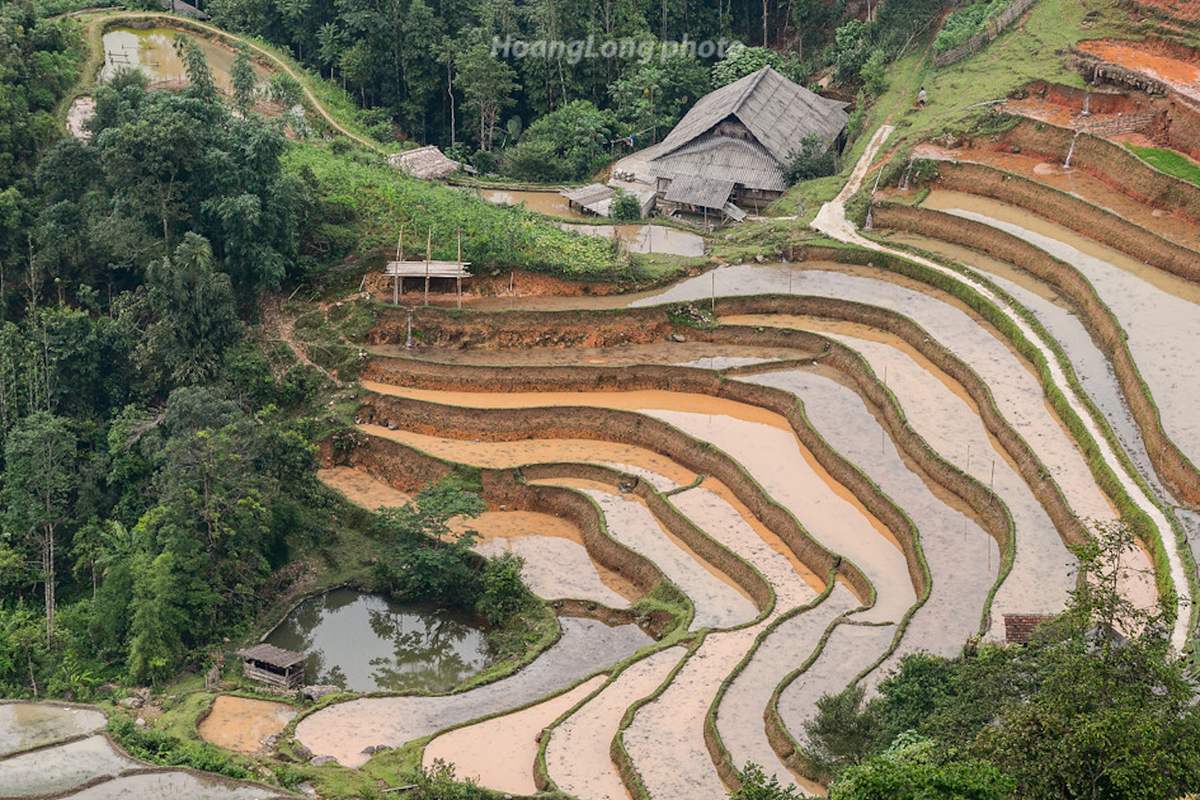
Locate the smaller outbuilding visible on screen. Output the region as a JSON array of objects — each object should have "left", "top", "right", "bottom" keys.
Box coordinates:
[
  {"left": 237, "top": 644, "right": 306, "bottom": 689},
  {"left": 388, "top": 145, "right": 464, "bottom": 180}
]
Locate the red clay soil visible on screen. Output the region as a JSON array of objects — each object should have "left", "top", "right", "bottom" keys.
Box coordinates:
[
  {"left": 912, "top": 142, "right": 1200, "bottom": 248},
  {"left": 1077, "top": 39, "right": 1200, "bottom": 103},
  {"left": 362, "top": 268, "right": 643, "bottom": 305},
  {"left": 1131, "top": 0, "right": 1200, "bottom": 23}
]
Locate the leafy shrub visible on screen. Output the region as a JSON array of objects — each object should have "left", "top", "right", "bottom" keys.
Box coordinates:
[
  {"left": 785, "top": 135, "right": 837, "bottom": 183},
  {"left": 832, "top": 20, "right": 872, "bottom": 82},
  {"left": 933, "top": 0, "right": 1011, "bottom": 53},
  {"left": 267, "top": 73, "right": 303, "bottom": 108},
  {"left": 610, "top": 190, "right": 642, "bottom": 221},
  {"left": 108, "top": 716, "right": 251, "bottom": 779},
  {"left": 475, "top": 553, "right": 535, "bottom": 626},
  {"left": 502, "top": 100, "right": 615, "bottom": 182}
]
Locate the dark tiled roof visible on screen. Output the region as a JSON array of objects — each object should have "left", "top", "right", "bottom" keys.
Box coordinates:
[
  {"left": 1003, "top": 614, "right": 1053, "bottom": 644},
  {"left": 651, "top": 67, "right": 849, "bottom": 167}
]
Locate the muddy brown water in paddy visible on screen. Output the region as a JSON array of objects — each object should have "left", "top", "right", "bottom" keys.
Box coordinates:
[
  {"left": 263, "top": 588, "right": 494, "bottom": 693},
  {"left": 559, "top": 223, "right": 707, "bottom": 257},
  {"left": 0, "top": 703, "right": 106, "bottom": 757},
  {"left": 926, "top": 189, "right": 1200, "bottom": 474},
  {"left": 196, "top": 696, "right": 297, "bottom": 755},
  {"left": 479, "top": 189, "right": 585, "bottom": 219},
  {"left": 294, "top": 617, "right": 651, "bottom": 768},
  {"left": 745, "top": 367, "right": 996, "bottom": 659},
  {"left": 715, "top": 584, "right": 859, "bottom": 796},
  {"left": 423, "top": 675, "right": 607, "bottom": 795},
  {"left": 359, "top": 424, "right": 692, "bottom": 491},
  {"left": 0, "top": 734, "right": 140, "bottom": 797},
  {"left": 58, "top": 771, "right": 284, "bottom": 799},
  {"left": 726, "top": 315, "right": 1078, "bottom": 640},
  {"left": 101, "top": 28, "right": 271, "bottom": 93},
  {"left": 546, "top": 647, "right": 685, "bottom": 800},
  {"left": 914, "top": 144, "right": 1200, "bottom": 248},
  {"left": 536, "top": 478, "right": 758, "bottom": 630},
  {"left": 317, "top": 466, "right": 411, "bottom": 509},
  {"left": 678, "top": 263, "right": 1118, "bottom": 527},
  {"left": 362, "top": 383, "right": 913, "bottom": 622},
  {"left": 470, "top": 512, "right": 639, "bottom": 607}
]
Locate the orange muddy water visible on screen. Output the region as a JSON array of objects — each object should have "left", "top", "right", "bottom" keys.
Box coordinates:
[
  {"left": 422, "top": 675, "right": 607, "bottom": 796},
  {"left": 727, "top": 315, "right": 1079, "bottom": 640},
  {"left": 465, "top": 510, "right": 640, "bottom": 606},
  {"left": 317, "top": 466, "right": 411, "bottom": 509},
  {"left": 361, "top": 383, "right": 911, "bottom": 616},
  {"left": 479, "top": 189, "right": 585, "bottom": 219},
  {"left": 536, "top": 478, "right": 759, "bottom": 629},
  {"left": 545, "top": 647, "right": 685, "bottom": 800},
  {"left": 359, "top": 424, "right": 694, "bottom": 492},
  {"left": 197, "top": 696, "right": 297, "bottom": 754},
  {"left": 912, "top": 144, "right": 1200, "bottom": 247}
]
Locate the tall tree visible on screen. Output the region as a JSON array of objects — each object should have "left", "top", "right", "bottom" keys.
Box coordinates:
[
  {"left": 231, "top": 43, "right": 257, "bottom": 114},
  {"left": 456, "top": 40, "right": 517, "bottom": 151},
  {"left": 2, "top": 412, "right": 76, "bottom": 644}
]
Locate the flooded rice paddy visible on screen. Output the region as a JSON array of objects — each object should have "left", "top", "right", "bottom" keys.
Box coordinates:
[
  {"left": 294, "top": 616, "right": 651, "bottom": 767},
  {"left": 197, "top": 696, "right": 297, "bottom": 754},
  {"left": 422, "top": 675, "right": 607, "bottom": 795},
  {"left": 545, "top": 647, "right": 685, "bottom": 800},
  {"left": 59, "top": 771, "right": 285, "bottom": 799},
  {"left": 0, "top": 703, "right": 106, "bottom": 756},
  {"left": 746, "top": 367, "right": 996, "bottom": 658},
  {"left": 470, "top": 510, "right": 639, "bottom": 606},
  {"left": 925, "top": 189, "right": 1200, "bottom": 473},
  {"left": 263, "top": 588, "right": 495, "bottom": 693},
  {"left": 559, "top": 223, "right": 707, "bottom": 257},
  {"left": 727, "top": 315, "right": 1079, "bottom": 640},
  {"left": 101, "top": 28, "right": 270, "bottom": 93},
  {"left": 716, "top": 584, "right": 859, "bottom": 794},
  {"left": 364, "top": 383, "right": 914, "bottom": 621},
  {"left": 478, "top": 188, "right": 584, "bottom": 219},
  {"left": 539, "top": 479, "right": 758, "bottom": 630},
  {"left": 0, "top": 734, "right": 140, "bottom": 797},
  {"left": 317, "top": 466, "right": 411, "bottom": 509}
]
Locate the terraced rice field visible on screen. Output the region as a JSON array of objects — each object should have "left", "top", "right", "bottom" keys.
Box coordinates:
[
  {"left": 284, "top": 118, "right": 1199, "bottom": 799},
  {"left": 0, "top": 702, "right": 289, "bottom": 799}
]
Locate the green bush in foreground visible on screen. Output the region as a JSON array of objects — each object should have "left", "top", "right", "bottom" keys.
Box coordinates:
[
  {"left": 284, "top": 143, "right": 623, "bottom": 278},
  {"left": 934, "top": 0, "right": 1011, "bottom": 53}
]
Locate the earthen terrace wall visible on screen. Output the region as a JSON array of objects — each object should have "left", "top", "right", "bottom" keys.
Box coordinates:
[
  {"left": 874, "top": 201, "right": 1200, "bottom": 509},
  {"left": 933, "top": 159, "right": 1200, "bottom": 283}
]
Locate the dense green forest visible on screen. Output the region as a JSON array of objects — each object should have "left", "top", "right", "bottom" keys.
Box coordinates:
[{"left": 191, "top": 0, "right": 944, "bottom": 178}]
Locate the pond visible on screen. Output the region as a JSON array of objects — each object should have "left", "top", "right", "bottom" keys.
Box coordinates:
[
  {"left": 100, "top": 27, "right": 270, "bottom": 93},
  {"left": 479, "top": 189, "right": 585, "bottom": 219},
  {"left": 262, "top": 588, "right": 494, "bottom": 693}
]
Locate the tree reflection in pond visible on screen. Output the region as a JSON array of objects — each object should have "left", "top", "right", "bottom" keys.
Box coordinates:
[{"left": 264, "top": 588, "right": 493, "bottom": 692}]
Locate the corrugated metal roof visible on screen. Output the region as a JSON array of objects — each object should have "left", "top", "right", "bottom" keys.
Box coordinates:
[
  {"left": 646, "top": 66, "right": 848, "bottom": 181},
  {"left": 238, "top": 644, "right": 306, "bottom": 669},
  {"left": 560, "top": 183, "right": 613, "bottom": 205},
  {"left": 663, "top": 175, "right": 735, "bottom": 209},
  {"left": 653, "top": 134, "right": 789, "bottom": 192}
]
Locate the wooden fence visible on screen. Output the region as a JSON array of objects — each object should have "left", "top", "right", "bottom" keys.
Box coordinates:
[{"left": 933, "top": 0, "right": 1038, "bottom": 67}]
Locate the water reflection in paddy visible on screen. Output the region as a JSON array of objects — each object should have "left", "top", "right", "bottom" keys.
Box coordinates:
[
  {"left": 478, "top": 188, "right": 584, "bottom": 219},
  {"left": 559, "top": 223, "right": 706, "bottom": 257},
  {"left": 101, "top": 28, "right": 270, "bottom": 92},
  {"left": 263, "top": 588, "right": 493, "bottom": 693}
]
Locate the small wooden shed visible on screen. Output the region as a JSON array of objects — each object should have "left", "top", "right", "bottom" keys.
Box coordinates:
[{"left": 237, "top": 644, "right": 306, "bottom": 689}]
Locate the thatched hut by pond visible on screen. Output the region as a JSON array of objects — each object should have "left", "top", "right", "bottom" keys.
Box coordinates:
[{"left": 237, "top": 644, "right": 306, "bottom": 689}]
